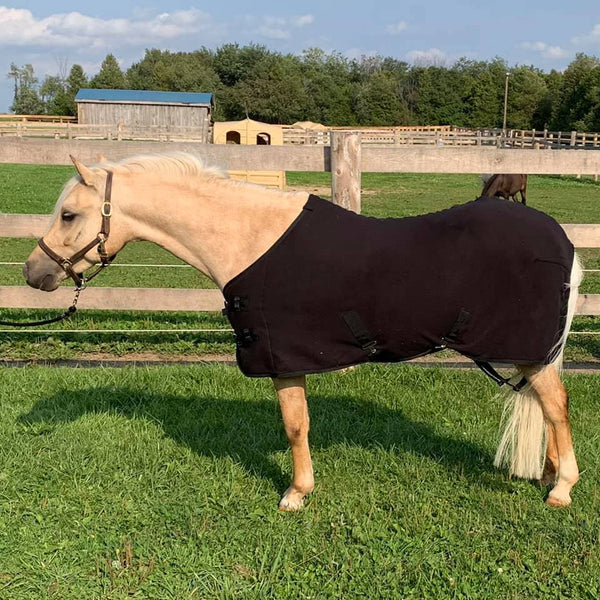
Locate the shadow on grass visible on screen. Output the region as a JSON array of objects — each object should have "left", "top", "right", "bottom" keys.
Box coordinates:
[{"left": 19, "top": 384, "right": 500, "bottom": 496}]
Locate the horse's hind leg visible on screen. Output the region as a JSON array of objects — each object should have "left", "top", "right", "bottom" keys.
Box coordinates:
[
  {"left": 521, "top": 365, "right": 578, "bottom": 507},
  {"left": 273, "top": 375, "right": 314, "bottom": 511},
  {"left": 520, "top": 188, "right": 527, "bottom": 205},
  {"left": 541, "top": 423, "right": 559, "bottom": 486},
  {"left": 520, "top": 176, "right": 527, "bottom": 205}
]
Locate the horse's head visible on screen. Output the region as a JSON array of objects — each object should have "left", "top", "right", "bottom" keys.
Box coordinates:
[{"left": 24, "top": 156, "right": 125, "bottom": 291}]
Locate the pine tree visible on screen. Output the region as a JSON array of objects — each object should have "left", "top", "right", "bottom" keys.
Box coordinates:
[{"left": 90, "top": 54, "right": 126, "bottom": 89}]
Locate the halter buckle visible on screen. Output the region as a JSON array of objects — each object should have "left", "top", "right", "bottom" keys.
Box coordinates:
[{"left": 101, "top": 202, "right": 112, "bottom": 217}]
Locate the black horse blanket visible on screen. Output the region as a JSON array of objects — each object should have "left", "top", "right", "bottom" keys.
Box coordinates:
[{"left": 223, "top": 195, "right": 574, "bottom": 378}]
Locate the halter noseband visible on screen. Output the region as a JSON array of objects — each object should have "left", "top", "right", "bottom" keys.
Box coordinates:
[{"left": 38, "top": 170, "right": 116, "bottom": 288}]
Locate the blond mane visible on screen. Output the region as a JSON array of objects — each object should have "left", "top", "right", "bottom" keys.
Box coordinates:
[
  {"left": 103, "top": 152, "right": 227, "bottom": 180},
  {"left": 54, "top": 152, "right": 228, "bottom": 215}
]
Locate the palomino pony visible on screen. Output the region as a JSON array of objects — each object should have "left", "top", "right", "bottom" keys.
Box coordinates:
[
  {"left": 24, "top": 153, "right": 582, "bottom": 509},
  {"left": 482, "top": 173, "right": 528, "bottom": 204}
]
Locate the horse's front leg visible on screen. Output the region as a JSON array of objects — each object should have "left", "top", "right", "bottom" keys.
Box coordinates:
[{"left": 273, "top": 375, "right": 314, "bottom": 510}]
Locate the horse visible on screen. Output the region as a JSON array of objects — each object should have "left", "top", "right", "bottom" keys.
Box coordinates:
[
  {"left": 23, "top": 153, "right": 582, "bottom": 510},
  {"left": 481, "top": 174, "right": 528, "bottom": 204}
]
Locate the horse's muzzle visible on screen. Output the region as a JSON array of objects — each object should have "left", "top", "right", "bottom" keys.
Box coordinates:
[{"left": 23, "top": 259, "right": 64, "bottom": 291}]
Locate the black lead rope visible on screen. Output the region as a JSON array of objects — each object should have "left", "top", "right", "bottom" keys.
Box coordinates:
[{"left": 0, "top": 285, "right": 83, "bottom": 328}]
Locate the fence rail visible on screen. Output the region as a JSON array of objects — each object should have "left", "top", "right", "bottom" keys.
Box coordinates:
[{"left": 3, "top": 139, "right": 600, "bottom": 175}]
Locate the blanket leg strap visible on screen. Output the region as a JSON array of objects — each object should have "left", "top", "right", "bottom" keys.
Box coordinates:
[{"left": 475, "top": 361, "right": 528, "bottom": 392}]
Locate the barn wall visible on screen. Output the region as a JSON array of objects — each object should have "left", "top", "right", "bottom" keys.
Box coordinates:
[{"left": 77, "top": 103, "right": 211, "bottom": 141}]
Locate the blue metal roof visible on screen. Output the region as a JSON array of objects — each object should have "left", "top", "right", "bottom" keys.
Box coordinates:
[{"left": 75, "top": 88, "right": 213, "bottom": 106}]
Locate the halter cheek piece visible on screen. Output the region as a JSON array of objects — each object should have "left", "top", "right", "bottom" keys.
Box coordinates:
[{"left": 37, "top": 170, "right": 116, "bottom": 289}]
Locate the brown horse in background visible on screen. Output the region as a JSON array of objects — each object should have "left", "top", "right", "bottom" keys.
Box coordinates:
[{"left": 481, "top": 174, "right": 527, "bottom": 205}]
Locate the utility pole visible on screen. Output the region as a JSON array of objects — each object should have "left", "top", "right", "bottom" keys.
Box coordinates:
[{"left": 502, "top": 72, "right": 510, "bottom": 136}]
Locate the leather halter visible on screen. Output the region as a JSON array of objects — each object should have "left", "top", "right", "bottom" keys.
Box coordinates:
[{"left": 37, "top": 170, "right": 116, "bottom": 288}]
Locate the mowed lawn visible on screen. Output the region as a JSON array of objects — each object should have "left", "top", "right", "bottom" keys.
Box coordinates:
[
  {"left": 0, "top": 164, "right": 599, "bottom": 598},
  {"left": 0, "top": 364, "right": 599, "bottom": 599}
]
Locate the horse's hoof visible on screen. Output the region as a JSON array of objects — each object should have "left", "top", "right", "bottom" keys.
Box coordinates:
[
  {"left": 546, "top": 492, "right": 571, "bottom": 508},
  {"left": 278, "top": 487, "right": 308, "bottom": 511},
  {"left": 278, "top": 496, "right": 304, "bottom": 511}
]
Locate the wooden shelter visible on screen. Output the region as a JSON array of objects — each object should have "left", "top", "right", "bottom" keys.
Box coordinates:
[
  {"left": 213, "top": 118, "right": 285, "bottom": 189},
  {"left": 75, "top": 89, "right": 214, "bottom": 143}
]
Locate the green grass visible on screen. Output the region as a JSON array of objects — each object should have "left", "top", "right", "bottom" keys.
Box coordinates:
[
  {"left": 0, "top": 364, "right": 599, "bottom": 599},
  {"left": 0, "top": 165, "right": 598, "bottom": 361},
  {"left": 0, "top": 164, "right": 73, "bottom": 214},
  {"left": 288, "top": 171, "right": 600, "bottom": 223}
]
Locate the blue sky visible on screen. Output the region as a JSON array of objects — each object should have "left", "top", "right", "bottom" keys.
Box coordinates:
[{"left": 1, "top": 1, "right": 600, "bottom": 112}]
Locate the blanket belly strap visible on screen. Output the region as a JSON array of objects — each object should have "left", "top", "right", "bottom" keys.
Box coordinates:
[{"left": 341, "top": 311, "right": 378, "bottom": 357}]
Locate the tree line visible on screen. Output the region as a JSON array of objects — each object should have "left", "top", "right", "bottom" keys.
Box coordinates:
[{"left": 7, "top": 45, "right": 600, "bottom": 131}]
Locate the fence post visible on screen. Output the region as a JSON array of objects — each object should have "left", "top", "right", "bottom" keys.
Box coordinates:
[{"left": 330, "top": 131, "right": 362, "bottom": 214}]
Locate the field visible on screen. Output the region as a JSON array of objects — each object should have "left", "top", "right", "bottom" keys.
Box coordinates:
[{"left": 0, "top": 164, "right": 599, "bottom": 598}]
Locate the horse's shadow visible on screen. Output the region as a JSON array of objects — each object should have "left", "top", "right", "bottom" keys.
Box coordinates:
[{"left": 18, "top": 383, "right": 504, "bottom": 496}]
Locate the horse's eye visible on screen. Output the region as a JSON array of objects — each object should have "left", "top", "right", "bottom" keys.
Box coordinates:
[{"left": 61, "top": 212, "right": 76, "bottom": 222}]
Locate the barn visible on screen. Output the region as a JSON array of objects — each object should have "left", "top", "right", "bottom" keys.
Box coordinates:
[{"left": 74, "top": 89, "right": 214, "bottom": 143}]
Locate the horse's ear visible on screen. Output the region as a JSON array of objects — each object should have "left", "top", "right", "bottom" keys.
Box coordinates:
[{"left": 70, "top": 155, "right": 99, "bottom": 188}]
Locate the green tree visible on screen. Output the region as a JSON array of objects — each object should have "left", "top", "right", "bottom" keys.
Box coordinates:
[
  {"left": 90, "top": 54, "right": 126, "bottom": 89},
  {"left": 300, "top": 49, "right": 359, "bottom": 125},
  {"left": 61, "top": 64, "right": 88, "bottom": 115},
  {"left": 551, "top": 53, "right": 600, "bottom": 130},
  {"left": 127, "top": 48, "right": 220, "bottom": 94},
  {"left": 7, "top": 63, "right": 43, "bottom": 114},
  {"left": 39, "top": 74, "right": 66, "bottom": 115},
  {"left": 459, "top": 58, "right": 507, "bottom": 128},
  {"left": 505, "top": 66, "right": 548, "bottom": 130},
  {"left": 355, "top": 70, "right": 410, "bottom": 125},
  {"left": 228, "top": 52, "right": 308, "bottom": 123},
  {"left": 534, "top": 69, "right": 563, "bottom": 129},
  {"left": 407, "top": 66, "right": 465, "bottom": 125}
]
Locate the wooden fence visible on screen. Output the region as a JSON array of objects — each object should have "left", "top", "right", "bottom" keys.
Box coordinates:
[
  {"left": 2, "top": 118, "right": 600, "bottom": 150},
  {"left": 283, "top": 127, "right": 600, "bottom": 150},
  {"left": 0, "top": 133, "right": 599, "bottom": 315},
  {"left": 0, "top": 114, "right": 76, "bottom": 123},
  {"left": 0, "top": 122, "right": 211, "bottom": 143}
]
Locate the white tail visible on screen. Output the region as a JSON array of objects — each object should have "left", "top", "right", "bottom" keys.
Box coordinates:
[{"left": 493, "top": 253, "right": 583, "bottom": 479}]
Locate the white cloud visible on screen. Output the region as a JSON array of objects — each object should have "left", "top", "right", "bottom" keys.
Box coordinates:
[
  {"left": 386, "top": 21, "right": 408, "bottom": 35},
  {"left": 252, "top": 14, "right": 315, "bottom": 40},
  {"left": 406, "top": 48, "right": 447, "bottom": 66},
  {"left": 0, "top": 6, "right": 216, "bottom": 49},
  {"left": 293, "top": 15, "right": 315, "bottom": 27},
  {"left": 0, "top": 7, "right": 316, "bottom": 48},
  {"left": 521, "top": 41, "right": 568, "bottom": 59},
  {"left": 572, "top": 24, "right": 600, "bottom": 45}
]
